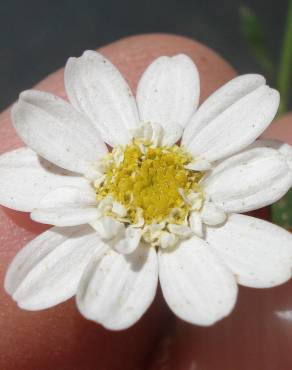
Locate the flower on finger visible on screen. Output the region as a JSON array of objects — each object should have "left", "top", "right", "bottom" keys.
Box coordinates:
[{"left": 1, "top": 50, "right": 292, "bottom": 330}]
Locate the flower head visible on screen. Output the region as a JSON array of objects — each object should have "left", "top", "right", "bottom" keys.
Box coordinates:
[{"left": 1, "top": 51, "right": 292, "bottom": 330}]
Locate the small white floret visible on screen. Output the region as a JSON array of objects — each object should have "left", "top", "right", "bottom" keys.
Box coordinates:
[
  {"left": 201, "top": 202, "right": 227, "bottom": 226},
  {"left": 185, "top": 158, "right": 212, "bottom": 171},
  {"left": 167, "top": 224, "right": 193, "bottom": 238},
  {"left": 178, "top": 189, "right": 203, "bottom": 211},
  {"left": 159, "top": 231, "right": 178, "bottom": 249},
  {"left": 131, "top": 207, "right": 145, "bottom": 228},
  {"left": 112, "top": 201, "right": 127, "bottom": 217},
  {"left": 131, "top": 122, "right": 164, "bottom": 147},
  {"left": 189, "top": 211, "right": 203, "bottom": 237},
  {"left": 91, "top": 216, "right": 124, "bottom": 241},
  {"left": 142, "top": 223, "right": 164, "bottom": 244},
  {"left": 112, "top": 146, "right": 124, "bottom": 166},
  {"left": 114, "top": 226, "right": 142, "bottom": 254}
]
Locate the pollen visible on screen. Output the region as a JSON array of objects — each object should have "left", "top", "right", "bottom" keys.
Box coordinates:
[{"left": 95, "top": 140, "right": 204, "bottom": 225}]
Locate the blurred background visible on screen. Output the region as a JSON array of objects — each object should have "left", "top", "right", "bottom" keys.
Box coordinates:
[{"left": 0, "top": 0, "right": 289, "bottom": 111}]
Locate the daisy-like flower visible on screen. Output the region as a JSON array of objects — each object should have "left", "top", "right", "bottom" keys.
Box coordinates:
[{"left": 1, "top": 51, "right": 292, "bottom": 331}]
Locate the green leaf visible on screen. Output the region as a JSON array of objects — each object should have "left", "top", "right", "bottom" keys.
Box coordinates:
[
  {"left": 276, "top": 0, "right": 292, "bottom": 114},
  {"left": 239, "top": 5, "right": 274, "bottom": 79},
  {"left": 271, "top": 189, "right": 292, "bottom": 230}
]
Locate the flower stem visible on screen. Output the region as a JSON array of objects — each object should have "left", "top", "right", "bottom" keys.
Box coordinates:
[{"left": 277, "top": 0, "right": 292, "bottom": 114}]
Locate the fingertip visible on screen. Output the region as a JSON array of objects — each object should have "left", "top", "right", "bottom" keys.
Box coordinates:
[
  {"left": 262, "top": 112, "right": 292, "bottom": 145},
  {"left": 99, "top": 33, "right": 236, "bottom": 100}
]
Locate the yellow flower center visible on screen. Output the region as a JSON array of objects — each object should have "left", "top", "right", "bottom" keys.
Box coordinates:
[{"left": 95, "top": 140, "right": 204, "bottom": 225}]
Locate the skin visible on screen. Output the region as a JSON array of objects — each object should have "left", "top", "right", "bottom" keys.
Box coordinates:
[
  {"left": 263, "top": 112, "right": 292, "bottom": 142},
  {"left": 0, "top": 33, "right": 291, "bottom": 370}
]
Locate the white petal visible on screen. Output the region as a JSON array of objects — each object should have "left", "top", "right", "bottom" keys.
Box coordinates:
[
  {"left": 91, "top": 216, "right": 124, "bottom": 241},
  {"left": 4, "top": 225, "right": 108, "bottom": 309},
  {"left": 182, "top": 74, "right": 280, "bottom": 161},
  {"left": 204, "top": 147, "right": 292, "bottom": 213},
  {"left": 31, "top": 185, "right": 98, "bottom": 226},
  {"left": 250, "top": 139, "right": 292, "bottom": 171},
  {"left": 183, "top": 74, "right": 265, "bottom": 146},
  {"left": 77, "top": 245, "right": 158, "bottom": 330},
  {"left": 31, "top": 207, "right": 98, "bottom": 227},
  {"left": 278, "top": 144, "right": 292, "bottom": 171},
  {"left": 35, "top": 185, "right": 96, "bottom": 208},
  {"left": 206, "top": 214, "right": 292, "bottom": 288},
  {"left": 65, "top": 50, "right": 139, "bottom": 146},
  {"left": 0, "top": 147, "right": 89, "bottom": 212},
  {"left": 137, "top": 54, "right": 200, "bottom": 137},
  {"left": 201, "top": 202, "right": 227, "bottom": 226},
  {"left": 12, "top": 90, "right": 107, "bottom": 174},
  {"left": 114, "top": 227, "right": 142, "bottom": 254},
  {"left": 159, "top": 236, "right": 237, "bottom": 326},
  {"left": 189, "top": 211, "right": 203, "bottom": 237}
]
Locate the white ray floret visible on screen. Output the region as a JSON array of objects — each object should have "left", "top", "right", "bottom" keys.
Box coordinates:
[{"left": 1, "top": 50, "right": 292, "bottom": 331}]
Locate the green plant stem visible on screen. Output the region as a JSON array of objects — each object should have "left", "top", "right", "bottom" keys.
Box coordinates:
[{"left": 277, "top": 0, "right": 292, "bottom": 114}]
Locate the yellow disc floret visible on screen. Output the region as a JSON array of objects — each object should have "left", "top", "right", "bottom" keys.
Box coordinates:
[{"left": 95, "top": 140, "right": 204, "bottom": 226}]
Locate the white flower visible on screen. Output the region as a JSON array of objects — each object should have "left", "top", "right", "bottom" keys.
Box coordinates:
[{"left": 1, "top": 50, "right": 292, "bottom": 330}]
